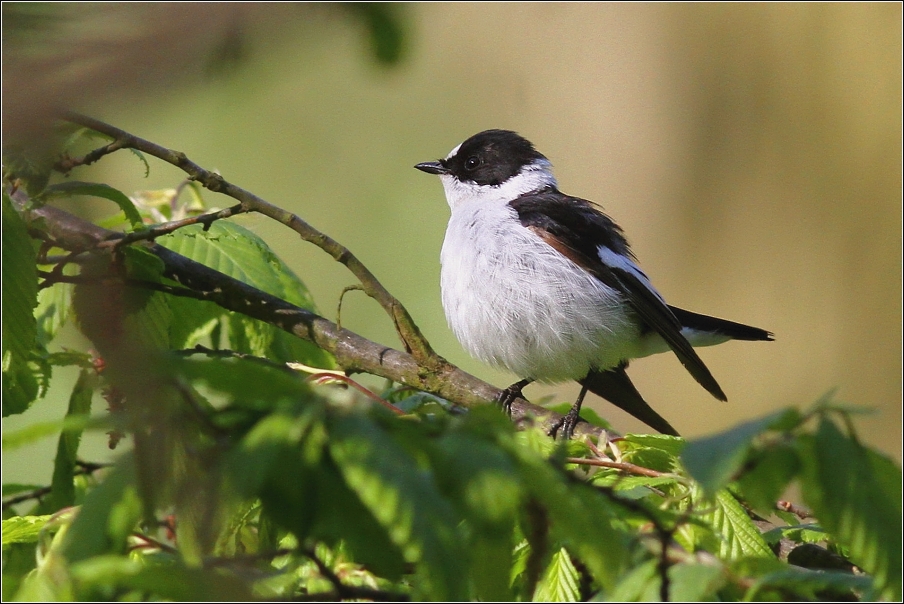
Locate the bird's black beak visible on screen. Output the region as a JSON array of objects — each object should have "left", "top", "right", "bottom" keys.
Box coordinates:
[{"left": 414, "top": 161, "right": 450, "bottom": 175}]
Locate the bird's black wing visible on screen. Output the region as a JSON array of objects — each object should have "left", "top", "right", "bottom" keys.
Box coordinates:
[{"left": 509, "top": 189, "right": 727, "bottom": 401}]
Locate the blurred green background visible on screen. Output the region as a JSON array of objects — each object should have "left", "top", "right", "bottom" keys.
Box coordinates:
[{"left": 3, "top": 3, "right": 901, "bottom": 487}]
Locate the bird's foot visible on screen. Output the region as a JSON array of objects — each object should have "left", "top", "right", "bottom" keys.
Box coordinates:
[
  {"left": 497, "top": 378, "right": 533, "bottom": 417},
  {"left": 546, "top": 404, "right": 583, "bottom": 440},
  {"left": 546, "top": 385, "right": 589, "bottom": 440}
]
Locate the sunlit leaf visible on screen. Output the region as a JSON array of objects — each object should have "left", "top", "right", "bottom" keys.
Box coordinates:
[
  {"left": 701, "top": 489, "right": 773, "bottom": 560},
  {"left": 1, "top": 514, "right": 52, "bottom": 544},
  {"left": 799, "top": 417, "right": 902, "bottom": 600},
  {"left": 533, "top": 547, "right": 581, "bottom": 602}
]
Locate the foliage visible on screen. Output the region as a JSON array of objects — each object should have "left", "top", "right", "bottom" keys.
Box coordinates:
[{"left": 2, "top": 127, "right": 901, "bottom": 602}]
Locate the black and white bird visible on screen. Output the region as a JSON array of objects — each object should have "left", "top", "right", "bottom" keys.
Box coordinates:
[{"left": 415, "top": 129, "right": 772, "bottom": 438}]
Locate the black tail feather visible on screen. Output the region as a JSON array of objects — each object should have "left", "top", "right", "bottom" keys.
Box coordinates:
[
  {"left": 580, "top": 365, "right": 680, "bottom": 436},
  {"left": 669, "top": 306, "right": 774, "bottom": 342}
]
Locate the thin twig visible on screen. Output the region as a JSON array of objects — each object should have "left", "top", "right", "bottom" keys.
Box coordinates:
[
  {"left": 306, "top": 373, "right": 404, "bottom": 415},
  {"left": 776, "top": 500, "right": 813, "bottom": 519},
  {"left": 565, "top": 457, "right": 669, "bottom": 478},
  {"left": 103, "top": 202, "right": 247, "bottom": 250}
]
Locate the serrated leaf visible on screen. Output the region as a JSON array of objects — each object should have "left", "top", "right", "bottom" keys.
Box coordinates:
[
  {"left": 799, "top": 417, "right": 902, "bottom": 600},
  {"left": 682, "top": 409, "right": 798, "bottom": 497},
  {"left": 534, "top": 547, "right": 581, "bottom": 602},
  {"left": 2, "top": 192, "right": 39, "bottom": 416},
  {"left": 328, "top": 414, "right": 467, "bottom": 601},
  {"left": 159, "top": 221, "right": 334, "bottom": 368},
  {"left": 702, "top": 489, "right": 773, "bottom": 560},
  {"left": 41, "top": 181, "right": 142, "bottom": 227},
  {"left": 623, "top": 433, "right": 686, "bottom": 454},
  {"left": 2, "top": 515, "right": 52, "bottom": 544}
]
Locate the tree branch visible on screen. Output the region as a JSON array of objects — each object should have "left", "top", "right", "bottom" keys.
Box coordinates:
[{"left": 24, "top": 203, "right": 613, "bottom": 441}]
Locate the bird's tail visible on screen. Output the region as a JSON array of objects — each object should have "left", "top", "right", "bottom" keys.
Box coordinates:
[
  {"left": 669, "top": 306, "right": 774, "bottom": 342},
  {"left": 580, "top": 365, "right": 680, "bottom": 436}
]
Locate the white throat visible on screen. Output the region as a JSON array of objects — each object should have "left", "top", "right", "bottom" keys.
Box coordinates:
[{"left": 439, "top": 159, "right": 558, "bottom": 211}]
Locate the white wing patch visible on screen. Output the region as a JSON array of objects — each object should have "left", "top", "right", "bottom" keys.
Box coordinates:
[{"left": 596, "top": 246, "right": 667, "bottom": 305}]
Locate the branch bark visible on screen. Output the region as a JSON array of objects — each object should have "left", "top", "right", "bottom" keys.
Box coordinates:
[{"left": 25, "top": 202, "right": 611, "bottom": 441}]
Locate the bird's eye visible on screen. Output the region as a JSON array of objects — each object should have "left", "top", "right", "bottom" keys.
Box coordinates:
[{"left": 464, "top": 156, "right": 481, "bottom": 170}]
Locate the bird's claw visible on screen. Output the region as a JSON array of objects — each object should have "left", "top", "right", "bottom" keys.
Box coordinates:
[{"left": 496, "top": 378, "right": 532, "bottom": 418}]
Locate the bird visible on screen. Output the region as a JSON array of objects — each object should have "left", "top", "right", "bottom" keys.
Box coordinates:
[{"left": 415, "top": 129, "right": 773, "bottom": 438}]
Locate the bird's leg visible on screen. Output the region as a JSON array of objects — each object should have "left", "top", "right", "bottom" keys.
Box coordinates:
[
  {"left": 547, "top": 384, "right": 589, "bottom": 440},
  {"left": 497, "top": 378, "right": 533, "bottom": 417}
]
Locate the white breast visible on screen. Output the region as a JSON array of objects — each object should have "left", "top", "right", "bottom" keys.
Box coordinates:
[{"left": 440, "top": 199, "right": 641, "bottom": 382}]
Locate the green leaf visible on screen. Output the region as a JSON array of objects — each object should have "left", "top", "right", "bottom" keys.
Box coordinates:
[
  {"left": 159, "top": 221, "right": 334, "bottom": 368},
  {"left": 1, "top": 514, "right": 52, "bottom": 544},
  {"left": 533, "top": 547, "right": 581, "bottom": 602},
  {"left": 701, "top": 490, "right": 773, "bottom": 560},
  {"left": 168, "top": 297, "right": 223, "bottom": 350},
  {"left": 41, "top": 181, "right": 143, "bottom": 227},
  {"left": 2, "top": 192, "right": 39, "bottom": 416},
  {"left": 41, "top": 369, "right": 95, "bottom": 513},
  {"left": 682, "top": 409, "right": 798, "bottom": 497},
  {"left": 328, "top": 414, "right": 467, "bottom": 601},
  {"left": 799, "top": 417, "right": 902, "bottom": 600}
]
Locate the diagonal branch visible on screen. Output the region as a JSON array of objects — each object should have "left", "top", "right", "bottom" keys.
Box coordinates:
[
  {"left": 60, "top": 112, "right": 438, "bottom": 365},
  {"left": 25, "top": 202, "right": 612, "bottom": 442}
]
